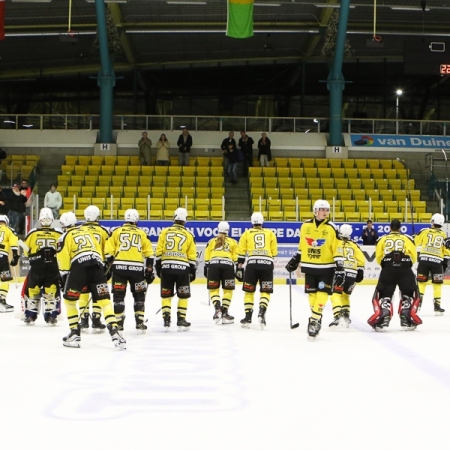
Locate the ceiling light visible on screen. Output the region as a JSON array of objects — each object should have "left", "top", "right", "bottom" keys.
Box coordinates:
[
  {"left": 11, "top": 0, "right": 52, "bottom": 2},
  {"left": 22, "top": 124, "right": 34, "bottom": 128},
  {"left": 315, "top": 3, "right": 355, "bottom": 8},
  {"left": 254, "top": 3, "right": 281, "bottom": 6},
  {"left": 390, "top": 6, "right": 430, "bottom": 11},
  {"left": 4, "top": 120, "right": 15, "bottom": 124},
  {"left": 166, "top": 1, "right": 207, "bottom": 4},
  {"left": 85, "top": 0, "right": 127, "bottom": 3}
]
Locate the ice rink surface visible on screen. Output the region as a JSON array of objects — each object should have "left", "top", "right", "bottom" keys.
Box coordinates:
[{"left": 2, "top": 281, "right": 450, "bottom": 450}]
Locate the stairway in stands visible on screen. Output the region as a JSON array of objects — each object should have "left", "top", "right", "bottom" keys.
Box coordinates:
[{"left": 224, "top": 164, "right": 251, "bottom": 221}]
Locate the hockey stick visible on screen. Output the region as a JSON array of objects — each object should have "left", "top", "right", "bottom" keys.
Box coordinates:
[{"left": 289, "top": 272, "right": 299, "bottom": 329}]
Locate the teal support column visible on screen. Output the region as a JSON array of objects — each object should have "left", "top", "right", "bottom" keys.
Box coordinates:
[
  {"left": 327, "top": 0, "right": 351, "bottom": 146},
  {"left": 95, "top": 0, "right": 116, "bottom": 143}
]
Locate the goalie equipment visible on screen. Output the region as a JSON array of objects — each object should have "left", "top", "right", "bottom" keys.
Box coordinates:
[
  {"left": 431, "top": 213, "right": 445, "bottom": 227},
  {"left": 285, "top": 253, "right": 300, "bottom": 273},
  {"left": 218, "top": 221, "right": 230, "bottom": 234},
  {"left": 63, "top": 326, "right": 81, "bottom": 348},
  {"left": 368, "top": 292, "right": 393, "bottom": 331},
  {"left": 42, "top": 293, "right": 58, "bottom": 316},
  {"left": 39, "top": 207, "right": 54, "bottom": 227},
  {"left": 251, "top": 212, "right": 264, "bottom": 225},
  {"left": 84, "top": 205, "right": 100, "bottom": 222},
  {"left": 339, "top": 224, "right": 353, "bottom": 239},
  {"left": 398, "top": 293, "right": 422, "bottom": 329},
  {"left": 0, "top": 297, "right": 14, "bottom": 313},
  {"left": 124, "top": 208, "right": 139, "bottom": 223}
]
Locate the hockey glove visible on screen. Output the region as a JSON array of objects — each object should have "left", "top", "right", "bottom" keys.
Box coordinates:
[
  {"left": 106, "top": 254, "right": 115, "bottom": 265},
  {"left": 333, "top": 270, "right": 345, "bottom": 289},
  {"left": 285, "top": 253, "right": 300, "bottom": 273},
  {"left": 443, "top": 259, "right": 449, "bottom": 272},
  {"left": 355, "top": 268, "right": 364, "bottom": 283},
  {"left": 235, "top": 264, "right": 244, "bottom": 282},
  {"left": 155, "top": 260, "right": 162, "bottom": 278},
  {"left": 189, "top": 264, "right": 197, "bottom": 282},
  {"left": 104, "top": 264, "right": 112, "bottom": 282},
  {"left": 145, "top": 268, "right": 155, "bottom": 285},
  {"left": 204, "top": 263, "right": 209, "bottom": 278},
  {"left": 10, "top": 251, "right": 19, "bottom": 267},
  {"left": 445, "top": 238, "right": 450, "bottom": 250}
]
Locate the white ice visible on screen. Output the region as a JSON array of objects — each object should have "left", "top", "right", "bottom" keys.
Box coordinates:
[{"left": 2, "top": 282, "right": 450, "bottom": 450}]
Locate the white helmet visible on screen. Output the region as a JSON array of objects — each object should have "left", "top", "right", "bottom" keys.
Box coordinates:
[
  {"left": 174, "top": 207, "right": 188, "bottom": 222},
  {"left": 124, "top": 208, "right": 139, "bottom": 223},
  {"left": 251, "top": 212, "right": 264, "bottom": 225},
  {"left": 313, "top": 199, "right": 331, "bottom": 216},
  {"left": 0, "top": 215, "right": 9, "bottom": 226},
  {"left": 39, "top": 207, "right": 54, "bottom": 226},
  {"left": 218, "top": 221, "right": 230, "bottom": 234},
  {"left": 60, "top": 212, "right": 77, "bottom": 229},
  {"left": 84, "top": 205, "right": 100, "bottom": 222},
  {"left": 431, "top": 213, "right": 445, "bottom": 227},
  {"left": 339, "top": 224, "right": 353, "bottom": 239}
]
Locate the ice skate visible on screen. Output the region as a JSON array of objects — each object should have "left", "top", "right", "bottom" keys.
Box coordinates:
[
  {"left": 91, "top": 313, "right": 106, "bottom": 333},
  {"left": 79, "top": 313, "right": 90, "bottom": 332},
  {"left": 116, "top": 315, "right": 125, "bottom": 331},
  {"left": 108, "top": 324, "right": 126, "bottom": 350},
  {"left": 177, "top": 312, "right": 191, "bottom": 332},
  {"left": 240, "top": 309, "right": 253, "bottom": 329},
  {"left": 136, "top": 317, "right": 148, "bottom": 335},
  {"left": 258, "top": 306, "right": 267, "bottom": 330},
  {"left": 341, "top": 311, "right": 351, "bottom": 327},
  {"left": 0, "top": 298, "right": 13, "bottom": 313},
  {"left": 24, "top": 316, "right": 36, "bottom": 325},
  {"left": 307, "top": 318, "right": 321, "bottom": 341},
  {"left": 221, "top": 307, "right": 234, "bottom": 325},
  {"left": 372, "top": 315, "right": 390, "bottom": 332},
  {"left": 400, "top": 314, "right": 417, "bottom": 331},
  {"left": 213, "top": 301, "right": 222, "bottom": 324},
  {"left": 63, "top": 326, "right": 81, "bottom": 348},
  {"left": 434, "top": 300, "right": 445, "bottom": 316},
  {"left": 329, "top": 313, "right": 347, "bottom": 329},
  {"left": 45, "top": 316, "right": 57, "bottom": 326},
  {"left": 163, "top": 312, "right": 171, "bottom": 332}
]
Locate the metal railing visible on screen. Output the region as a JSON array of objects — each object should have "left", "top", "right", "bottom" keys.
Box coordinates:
[{"left": 1, "top": 114, "right": 450, "bottom": 136}]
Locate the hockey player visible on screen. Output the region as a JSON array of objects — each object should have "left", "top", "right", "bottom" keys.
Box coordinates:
[
  {"left": 285, "top": 199, "right": 340, "bottom": 340},
  {"left": 105, "top": 209, "right": 155, "bottom": 334},
  {"left": 368, "top": 219, "right": 421, "bottom": 331},
  {"left": 0, "top": 215, "right": 19, "bottom": 313},
  {"left": 77, "top": 205, "right": 111, "bottom": 333},
  {"left": 22, "top": 207, "right": 63, "bottom": 325},
  {"left": 204, "top": 221, "right": 238, "bottom": 324},
  {"left": 155, "top": 207, "right": 197, "bottom": 331},
  {"left": 329, "top": 224, "right": 365, "bottom": 328},
  {"left": 237, "top": 212, "right": 278, "bottom": 329},
  {"left": 57, "top": 212, "right": 125, "bottom": 349},
  {"left": 414, "top": 213, "right": 450, "bottom": 315}
]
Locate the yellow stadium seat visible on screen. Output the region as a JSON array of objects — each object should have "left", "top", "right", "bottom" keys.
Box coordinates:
[
  {"left": 109, "top": 186, "right": 123, "bottom": 197},
  {"left": 284, "top": 211, "right": 299, "bottom": 221},
  {"left": 290, "top": 168, "right": 304, "bottom": 178},
  {"left": 273, "top": 157, "right": 289, "bottom": 167},
  {"left": 307, "top": 179, "right": 321, "bottom": 189},
  {"left": 267, "top": 199, "right": 282, "bottom": 210},
  {"left": 332, "top": 212, "right": 345, "bottom": 222},
  {"left": 345, "top": 168, "right": 359, "bottom": 179},
  {"left": 111, "top": 175, "right": 125, "bottom": 185},
  {"left": 328, "top": 159, "right": 342, "bottom": 169},
  {"left": 81, "top": 186, "right": 95, "bottom": 197},
  {"left": 380, "top": 160, "right": 394, "bottom": 169},
  {"left": 304, "top": 167, "right": 318, "bottom": 178},
  {"left": 149, "top": 209, "right": 163, "bottom": 220},
  {"left": 375, "top": 212, "right": 390, "bottom": 222},
  {"left": 210, "top": 158, "right": 223, "bottom": 167},
  {"left": 301, "top": 158, "right": 315, "bottom": 168},
  {"left": 96, "top": 186, "right": 109, "bottom": 197},
  {"left": 57, "top": 175, "right": 71, "bottom": 186},
  {"left": 389, "top": 212, "right": 404, "bottom": 221},
  {"left": 91, "top": 156, "right": 103, "bottom": 166},
  {"left": 276, "top": 168, "right": 290, "bottom": 178},
  {"left": 417, "top": 212, "right": 432, "bottom": 222},
  {"left": 347, "top": 178, "right": 363, "bottom": 189},
  {"left": 371, "top": 169, "right": 384, "bottom": 179},
  {"left": 300, "top": 211, "right": 312, "bottom": 222},
  {"left": 194, "top": 210, "right": 210, "bottom": 220},
  {"left": 342, "top": 159, "right": 355, "bottom": 169},
  {"left": 91, "top": 197, "right": 106, "bottom": 208},
  {"left": 269, "top": 211, "right": 284, "bottom": 221},
  {"left": 65, "top": 156, "right": 78, "bottom": 165},
  {"left": 101, "top": 166, "right": 115, "bottom": 176},
  {"left": 67, "top": 186, "right": 81, "bottom": 196},
  {"left": 78, "top": 156, "right": 91, "bottom": 165},
  {"left": 115, "top": 166, "right": 128, "bottom": 177},
  {"left": 210, "top": 210, "right": 224, "bottom": 220},
  {"left": 345, "top": 212, "right": 360, "bottom": 222},
  {"left": 282, "top": 199, "right": 297, "bottom": 212},
  {"left": 334, "top": 179, "right": 348, "bottom": 189},
  {"left": 354, "top": 159, "right": 367, "bottom": 169},
  {"left": 288, "top": 158, "right": 302, "bottom": 168},
  {"left": 195, "top": 199, "right": 210, "bottom": 210}
]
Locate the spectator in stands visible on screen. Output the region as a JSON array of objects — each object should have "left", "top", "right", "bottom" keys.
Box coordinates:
[
  {"left": 44, "top": 184, "right": 62, "bottom": 219},
  {"left": 257, "top": 132, "right": 272, "bottom": 167},
  {"left": 238, "top": 131, "right": 254, "bottom": 177},
  {"left": 0, "top": 186, "right": 8, "bottom": 215},
  {"left": 156, "top": 134, "right": 170, "bottom": 166},
  {"left": 361, "top": 220, "right": 379, "bottom": 245},
  {"left": 6, "top": 184, "right": 27, "bottom": 234},
  {"left": 20, "top": 178, "right": 33, "bottom": 216},
  {"left": 138, "top": 131, "right": 152, "bottom": 166},
  {"left": 177, "top": 127, "right": 193, "bottom": 166},
  {"left": 221, "top": 132, "right": 237, "bottom": 177}
]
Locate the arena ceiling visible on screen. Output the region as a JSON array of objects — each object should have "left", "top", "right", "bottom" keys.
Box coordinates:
[{"left": 1, "top": 0, "right": 450, "bottom": 113}]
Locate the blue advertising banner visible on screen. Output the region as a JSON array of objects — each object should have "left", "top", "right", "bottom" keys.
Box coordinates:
[
  {"left": 350, "top": 134, "right": 450, "bottom": 149},
  {"left": 99, "top": 220, "right": 428, "bottom": 244}
]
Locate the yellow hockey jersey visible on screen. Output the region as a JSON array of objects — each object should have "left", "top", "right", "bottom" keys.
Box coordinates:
[
  {"left": 105, "top": 223, "right": 154, "bottom": 268},
  {"left": 237, "top": 227, "right": 278, "bottom": 263},
  {"left": 57, "top": 226, "right": 105, "bottom": 272},
  {"left": 79, "top": 222, "right": 110, "bottom": 258},
  {"left": 156, "top": 224, "right": 197, "bottom": 267},
  {"left": 333, "top": 239, "right": 365, "bottom": 274},
  {"left": 414, "top": 227, "right": 450, "bottom": 264},
  {"left": 205, "top": 236, "right": 239, "bottom": 263},
  {"left": 0, "top": 223, "right": 18, "bottom": 259},
  {"left": 298, "top": 219, "right": 339, "bottom": 272},
  {"left": 376, "top": 231, "right": 417, "bottom": 267},
  {"left": 24, "top": 226, "right": 63, "bottom": 267}
]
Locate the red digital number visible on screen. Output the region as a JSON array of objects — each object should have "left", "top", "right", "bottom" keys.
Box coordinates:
[{"left": 440, "top": 64, "right": 450, "bottom": 74}]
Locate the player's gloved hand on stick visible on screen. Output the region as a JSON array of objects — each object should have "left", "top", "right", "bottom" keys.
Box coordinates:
[
  {"left": 189, "top": 264, "right": 196, "bottom": 282},
  {"left": 204, "top": 263, "right": 209, "bottom": 278},
  {"left": 285, "top": 253, "right": 300, "bottom": 273},
  {"left": 10, "top": 251, "right": 19, "bottom": 267},
  {"left": 155, "top": 260, "right": 161, "bottom": 278},
  {"left": 235, "top": 264, "right": 244, "bottom": 282},
  {"left": 355, "top": 268, "right": 364, "bottom": 283},
  {"left": 145, "top": 268, "right": 155, "bottom": 284}
]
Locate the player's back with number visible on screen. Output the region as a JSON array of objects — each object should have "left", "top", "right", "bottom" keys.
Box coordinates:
[
  {"left": 238, "top": 227, "right": 277, "bottom": 261},
  {"left": 156, "top": 224, "right": 196, "bottom": 266},
  {"left": 376, "top": 231, "right": 417, "bottom": 267}
]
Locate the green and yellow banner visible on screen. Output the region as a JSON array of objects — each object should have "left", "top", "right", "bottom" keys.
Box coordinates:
[{"left": 226, "top": 0, "right": 254, "bottom": 39}]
